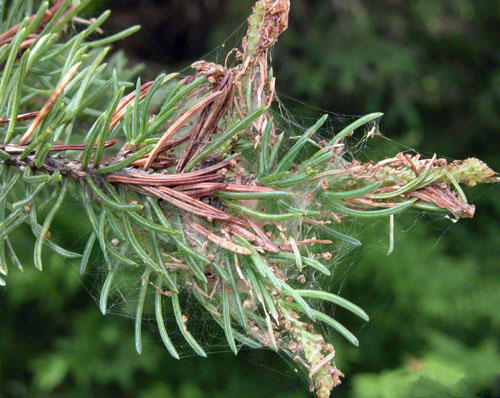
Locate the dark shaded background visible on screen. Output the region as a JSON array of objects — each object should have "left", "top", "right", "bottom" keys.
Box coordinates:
[{"left": 1, "top": 1, "right": 500, "bottom": 397}]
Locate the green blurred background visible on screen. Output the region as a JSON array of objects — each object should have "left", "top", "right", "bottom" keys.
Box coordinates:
[{"left": 1, "top": 1, "right": 499, "bottom": 397}]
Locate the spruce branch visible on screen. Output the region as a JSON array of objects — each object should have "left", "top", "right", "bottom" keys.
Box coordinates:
[{"left": 0, "top": 1, "right": 497, "bottom": 397}]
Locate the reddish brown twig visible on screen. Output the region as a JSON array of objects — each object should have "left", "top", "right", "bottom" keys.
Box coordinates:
[
  {"left": 177, "top": 73, "right": 233, "bottom": 172},
  {"left": 141, "top": 186, "right": 233, "bottom": 221},
  {"left": 108, "top": 158, "right": 240, "bottom": 186},
  {"left": 144, "top": 90, "right": 224, "bottom": 169},
  {"left": 175, "top": 183, "right": 228, "bottom": 198},
  {"left": 0, "top": 111, "right": 39, "bottom": 125},
  {"left": 107, "top": 173, "right": 223, "bottom": 187}
]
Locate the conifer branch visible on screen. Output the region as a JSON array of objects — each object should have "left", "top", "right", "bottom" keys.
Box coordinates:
[{"left": 0, "top": 1, "right": 497, "bottom": 397}]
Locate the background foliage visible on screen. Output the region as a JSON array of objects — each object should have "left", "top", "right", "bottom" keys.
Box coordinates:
[{"left": 1, "top": 1, "right": 499, "bottom": 397}]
